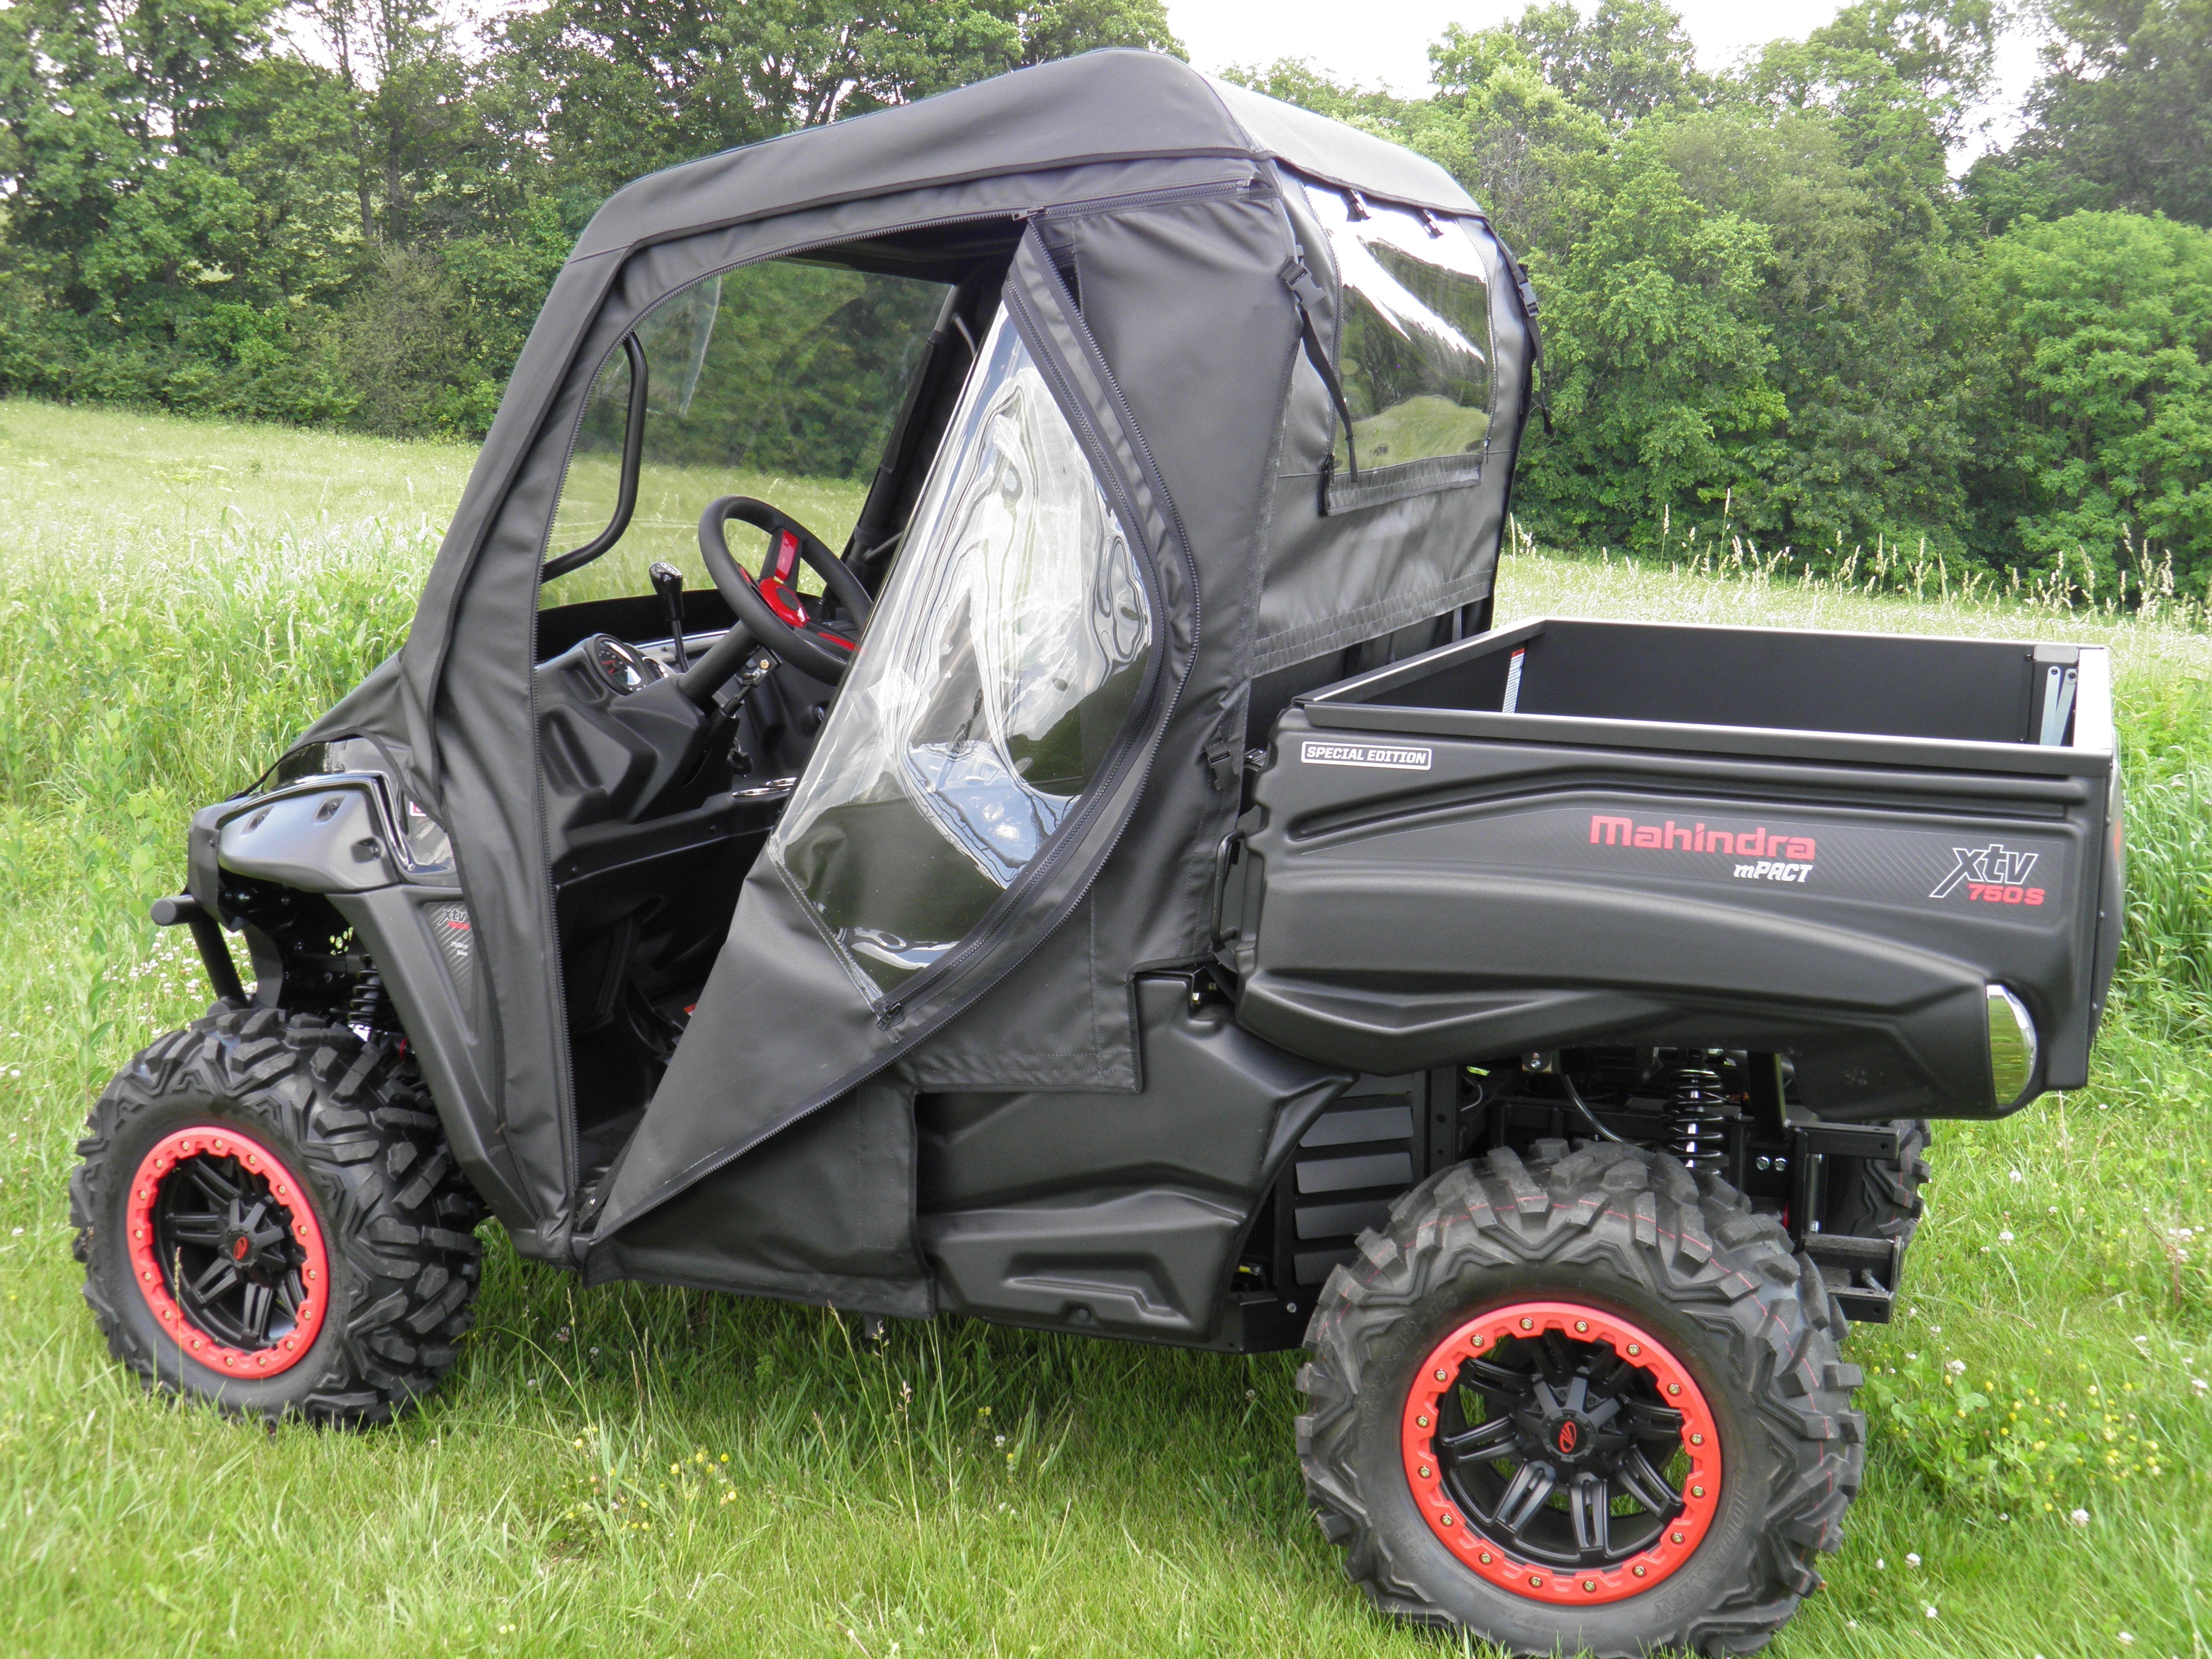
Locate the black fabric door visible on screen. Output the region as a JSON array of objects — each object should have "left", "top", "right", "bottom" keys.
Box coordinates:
[{"left": 584, "top": 226, "right": 1198, "bottom": 1299}]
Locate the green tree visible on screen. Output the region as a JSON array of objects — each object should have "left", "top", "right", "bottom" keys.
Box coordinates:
[
  {"left": 1421, "top": 27, "right": 1607, "bottom": 254},
  {"left": 1519, "top": 144, "right": 1784, "bottom": 548},
  {"left": 0, "top": 0, "right": 372, "bottom": 415},
  {"left": 1964, "top": 0, "right": 2211, "bottom": 232},
  {"left": 1488, "top": 0, "right": 1711, "bottom": 129},
  {"left": 1972, "top": 211, "right": 2212, "bottom": 589}
]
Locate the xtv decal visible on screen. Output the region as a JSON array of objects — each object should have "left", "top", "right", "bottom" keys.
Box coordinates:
[{"left": 1930, "top": 843, "right": 2047, "bottom": 906}]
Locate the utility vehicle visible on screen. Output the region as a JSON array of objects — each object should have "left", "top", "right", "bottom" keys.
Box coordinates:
[{"left": 72, "top": 51, "right": 2121, "bottom": 1657}]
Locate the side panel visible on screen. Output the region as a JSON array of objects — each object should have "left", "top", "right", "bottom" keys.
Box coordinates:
[
  {"left": 331, "top": 887, "right": 536, "bottom": 1240},
  {"left": 917, "top": 975, "right": 1352, "bottom": 1342},
  {"left": 1239, "top": 709, "right": 2108, "bottom": 1119}
]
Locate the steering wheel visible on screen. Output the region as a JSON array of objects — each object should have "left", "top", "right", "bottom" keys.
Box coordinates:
[{"left": 696, "top": 497, "right": 873, "bottom": 684}]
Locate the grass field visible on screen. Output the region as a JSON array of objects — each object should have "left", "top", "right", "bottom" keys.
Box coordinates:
[{"left": 0, "top": 397, "right": 2207, "bottom": 1657}]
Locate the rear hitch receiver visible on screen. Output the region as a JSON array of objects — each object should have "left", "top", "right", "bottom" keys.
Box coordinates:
[{"left": 1787, "top": 1119, "right": 1907, "bottom": 1323}]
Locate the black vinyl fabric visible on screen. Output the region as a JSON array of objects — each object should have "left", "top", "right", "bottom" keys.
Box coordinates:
[{"left": 297, "top": 50, "right": 1533, "bottom": 1306}]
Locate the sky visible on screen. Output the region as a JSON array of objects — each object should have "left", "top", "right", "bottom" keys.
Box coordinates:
[{"left": 1162, "top": 0, "right": 2045, "bottom": 166}]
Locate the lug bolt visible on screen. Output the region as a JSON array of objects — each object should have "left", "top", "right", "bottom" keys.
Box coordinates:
[
  {"left": 1574, "top": 1320, "right": 1588, "bottom": 1333},
  {"left": 1667, "top": 1383, "right": 1681, "bottom": 1395},
  {"left": 1520, "top": 1317, "right": 1534, "bottom": 1330},
  {"left": 1435, "top": 1368, "right": 1449, "bottom": 1381},
  {"left": 1626, "top": 1343, "right": 1640, "bottom": 1356},
  {"left": 1633, "top": 1565, "right": 1648, "bottom": 1578},
  {"left": 1691, "top": 1433, "right": 1704, "bottom": 1446},
  {"left": 1439, "top": 1512, "right": 1455, "bottom": 1527},
  {"left": 1479, "top": 1552, "right": 1494, "bottom": 1565},
  {"left": 1671, "top": 1531, "right": 1686, "bottom": 1546},
  {"left": 1416, "top": 1414, "right": 1430, "bottom": 1427},
  {"left": 1691, "top": 1485, "right": 1705, "bottom": 1498},
  {"left": 1418, "top": 1465, "right": 1432, "bottom": 1479},
  {"left": 1583, "top": 1580, "right": 1597, "bottom": 1592},
  {"left": 1470, "top": 1335, "right": 1484, "bottom": 1347},
  {"left": 1528, "top": 1575, "right": 1544, "bottom": 1589}
]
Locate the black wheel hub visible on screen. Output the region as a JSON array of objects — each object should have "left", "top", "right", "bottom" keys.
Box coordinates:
[
  {"left": 1435, "top": 1329, "right": 1689, "bottom": 1569},
  {"left": 153, "top": 1152, "right": 311, "bottom": 1351}
]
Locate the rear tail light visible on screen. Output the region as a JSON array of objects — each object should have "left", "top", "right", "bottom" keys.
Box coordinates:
[{"left": 1986, "top": 984, "right": 2038, "bottom": 1106}]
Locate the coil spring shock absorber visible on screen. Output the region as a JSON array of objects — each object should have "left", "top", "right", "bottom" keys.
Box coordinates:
[
  {"left": 347, "top": 971, "right": 396, "bottom": 1037},
  {"left": 1667, "top": 1054, "right": 1729, "bottom": 1172}
]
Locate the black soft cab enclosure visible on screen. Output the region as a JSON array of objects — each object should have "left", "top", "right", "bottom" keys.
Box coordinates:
[{"left": 80, "top": 49, "right": 2121, "bottom": 1659}]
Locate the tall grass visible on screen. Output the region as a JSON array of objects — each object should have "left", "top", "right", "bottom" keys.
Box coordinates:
[{"left": 0, "top": 399, "right": 2207, "bottom": 1657}]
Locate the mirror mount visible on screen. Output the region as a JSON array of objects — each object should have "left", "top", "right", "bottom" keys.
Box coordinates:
[{"left": 542, "top": 333, "right": 650, "bottom": 582}]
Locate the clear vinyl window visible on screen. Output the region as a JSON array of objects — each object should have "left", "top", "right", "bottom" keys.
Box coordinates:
[
  {"left": 770, "top": 309, "right": 1154, "bottom": 996},
  {"left": 543, "top": 260, "right": 950, "bottom": 605},
  {"left": 1313, "top": 189, "right": 1495, "bottom": 503}
]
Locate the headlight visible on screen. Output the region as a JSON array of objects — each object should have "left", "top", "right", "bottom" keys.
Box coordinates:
[{"left": 267, "top": 737, "right": 454, "bottom": 878}]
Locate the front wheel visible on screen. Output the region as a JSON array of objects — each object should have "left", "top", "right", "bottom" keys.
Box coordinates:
[
  {"left": 1297, "top": 1140, "right": 1864, "bottom": 1657},
  {"left": 71, "top": 1006, "right": 484, "bottom": 1424}
]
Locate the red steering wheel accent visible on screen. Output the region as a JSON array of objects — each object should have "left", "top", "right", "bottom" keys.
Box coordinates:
[
  {"left": 697, "top": 497, "right": 869, "bottom": 680},
  {"left": 757, "top": 530, "right": 814, "bottom": 630}
]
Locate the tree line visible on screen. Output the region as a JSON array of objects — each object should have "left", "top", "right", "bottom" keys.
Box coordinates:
[{"left": 0, "top": 0, "right": 2206, "bottom": 591}]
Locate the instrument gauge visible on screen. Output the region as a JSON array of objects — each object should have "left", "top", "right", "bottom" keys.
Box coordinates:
[{"left": 589, "top": 635, "right": 666, "bottom": 694}]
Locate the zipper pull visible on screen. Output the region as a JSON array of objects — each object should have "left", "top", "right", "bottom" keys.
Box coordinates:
[{"left": 875, "top": 1001, "right": 906, "bottom": 1030}]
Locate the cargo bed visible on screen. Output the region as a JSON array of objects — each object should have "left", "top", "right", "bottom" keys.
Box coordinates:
[{"left": 1227, "top": 617, "right": 2123, "bottom": 1121}]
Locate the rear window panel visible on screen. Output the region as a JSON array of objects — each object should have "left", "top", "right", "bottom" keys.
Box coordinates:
[{"left": 1312, "top": 188, "right": 1497, "bottom": 513}]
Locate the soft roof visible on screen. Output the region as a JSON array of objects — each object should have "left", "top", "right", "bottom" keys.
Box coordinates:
[{"left": 571, "top": 48, "right": 1478, "bottom": 261}]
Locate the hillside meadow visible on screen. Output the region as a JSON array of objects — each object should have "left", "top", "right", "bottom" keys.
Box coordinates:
[{"left": 0, "top": 399, "right": 2206, "bottom": 1657}]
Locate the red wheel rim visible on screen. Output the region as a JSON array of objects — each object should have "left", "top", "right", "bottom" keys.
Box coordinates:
[
  {"left": 126, "top": 1125, "right": 329, "bottom": 1378},
  {"left": 1401, "top": 1299, "right": 1721, "bottom": 1604}
]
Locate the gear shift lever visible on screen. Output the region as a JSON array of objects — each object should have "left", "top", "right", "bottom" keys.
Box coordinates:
[{"left": 649, "top": 562, "right": 690, "bottom": 671}]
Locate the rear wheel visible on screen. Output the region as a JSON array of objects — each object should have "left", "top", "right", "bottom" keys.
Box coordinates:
[
  {"left": 71, "top": 1005, "right": 484, "bottom": 1424},
  {"left": 1297, "top": 1140, "right": 1863, "bottom": 1656},
  {"left": 1823, "top": 1118, "right": 1932, "bottom": 1249}
]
